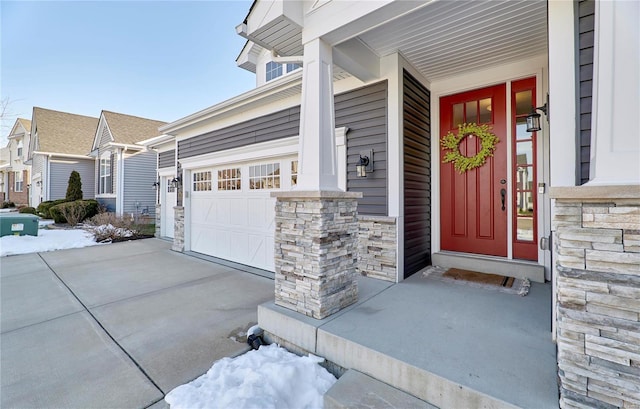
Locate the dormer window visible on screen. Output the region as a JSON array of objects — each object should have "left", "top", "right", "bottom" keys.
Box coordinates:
[{"left": 266, "top": 61, "right": 283, "bottom": 82}]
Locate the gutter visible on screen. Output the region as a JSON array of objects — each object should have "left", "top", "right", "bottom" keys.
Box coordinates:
[{"left": 33, "top": 151, "right": 93, "bottom": 160}]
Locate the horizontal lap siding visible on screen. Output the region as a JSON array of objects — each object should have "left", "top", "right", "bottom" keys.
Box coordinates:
[
  {"left": 177, "top": 81, "right": 389, "bottom": 216},
  {"left": 403, "top": 70, "right": 431, "bottom": 277},
  {"left": 50, "top": 159, "right": 96, "bottom": 200},
  {"left": 158, "top": 150, "right": 175, "bottom": 169},
  {"left": 178, "top": 108, "right": 300, "bottom": 159},
  {"left": 576, "top": 0, "right": 594, "bottom": 184},
  {"left": 338, "top": 81, "right": 388, "bottom": 216},
  {"left": 123, "top": 151, "right": 157, "bottom": 216}
]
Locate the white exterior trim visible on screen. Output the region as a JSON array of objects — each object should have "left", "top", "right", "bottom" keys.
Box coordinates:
[{"left": 117, "top": 149, "right": 125, "bottom": 216}]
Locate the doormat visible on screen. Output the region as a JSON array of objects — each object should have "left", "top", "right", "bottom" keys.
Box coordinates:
[{"left": 422, "top": 266, "right": 530, "bottom": 296}]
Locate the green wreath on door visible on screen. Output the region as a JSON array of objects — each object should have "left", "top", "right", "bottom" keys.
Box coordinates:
[{"left": 441, "top": 123, "right": 499, "bottom": 174}]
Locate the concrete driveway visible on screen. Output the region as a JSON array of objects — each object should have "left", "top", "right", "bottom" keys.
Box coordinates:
[{"left": 0, "top": 239, "right": 274, "bottom": 409}]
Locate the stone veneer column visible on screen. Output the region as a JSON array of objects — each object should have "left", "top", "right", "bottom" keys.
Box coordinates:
[
  {"left": 155, "top": 204, "right": 161, "bottom": 238},
  {"left": 172, "top": 206, "right": 184, "bottom": 252},
  {"left": 358, "top": 215, "right": 397, "bottom": 282},
  {"left": 272, "top": 191, "right": 362, "bottom": 319},
  {"left": 551, "top": 185, "right": 640, "bottom": 408}
]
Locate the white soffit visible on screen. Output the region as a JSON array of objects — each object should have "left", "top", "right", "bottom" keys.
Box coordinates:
[{"left": 358, "top": 0, "right": 548, "bottom": 81}]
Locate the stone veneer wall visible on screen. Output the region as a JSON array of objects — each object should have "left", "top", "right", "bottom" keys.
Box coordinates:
[
  {"left": 273, "top": 192, "right": 361, "bottom": 319},
  {"left": 552, "top": 186, "right": 640, "bottom": 408},
  {"left": 172, "top": 206, "right": 184, "bottom": 252},
  {"left": 155, "top": 204, "right": 161, "bottom": 238},
  {"left": 358, "top": 215, "right": 397, "bottom": 282}
]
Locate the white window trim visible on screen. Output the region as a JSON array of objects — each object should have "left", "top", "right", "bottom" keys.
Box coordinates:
[
  {"left": 14, "top": 171, "right": 23, "bottom": 192},
  {"left": 98, "top": 152, "right": 113, "bottom": 196}
]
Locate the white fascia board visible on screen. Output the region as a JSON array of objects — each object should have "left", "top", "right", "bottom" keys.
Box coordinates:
[
  {"left": 158, "top": 168, "right": 175, "bottom": 177},
  {"left": 160, "top": 71, "right": 302, "bottom": 135},
  {"left": 137, "top": 134, "right": 175, "bottom": 148},
  {"left": 236, "top": 41, "right": 263, "bottom": 73},
  {"left": 180, "top": 136, "right": 298, "bottom": 170},
  {"left": 107, "top": 142, "right": 144, "bottom": 152},
  {"left": 33, "top": 151, "right": 93, "bottom": 160},
  {"left": 92, "top": 114, "right": 108, "bottom": 151}
]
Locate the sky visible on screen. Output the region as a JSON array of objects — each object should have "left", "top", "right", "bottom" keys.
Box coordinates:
[{"left": 0, "top": 0, "right": 255, "bottom": 143}]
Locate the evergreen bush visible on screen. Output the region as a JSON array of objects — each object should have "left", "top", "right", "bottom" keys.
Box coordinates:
[{"left": 66, "top": 170, "right": 83, "bottom": 201}]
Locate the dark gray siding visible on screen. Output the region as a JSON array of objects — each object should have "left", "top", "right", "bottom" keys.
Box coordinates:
[
  {"left": 338, "top": 81, "right": 388, "bottom": 216},
  {"left": 576, "top": 0, "right": 594, "bottom": 185},
  {"left": 178, "top": 81, "right": 389, "bottom": 216},
  {"left": 178, "top": 108, "right": 300, "bottom": 159},
  {"left": 49, "top": 158, "right": 96, "bottom": 200},
  {"left": 403, "top": 70, "right": 431, "bottom": 277},
  {"left": 158, "top": 149, "right": 175, "bottom": 169},
  {"left": 123, "top": 151, "right": 157, "bottom": 216}
]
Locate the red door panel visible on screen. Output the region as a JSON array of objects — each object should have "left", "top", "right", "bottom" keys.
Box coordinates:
[{"left": 440, "top": 84, "right": 507, "bottom": 256}]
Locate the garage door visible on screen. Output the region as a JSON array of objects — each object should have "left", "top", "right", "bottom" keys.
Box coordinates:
[{"left": 189, "top": 159, "right": 297, "bottom": 272}]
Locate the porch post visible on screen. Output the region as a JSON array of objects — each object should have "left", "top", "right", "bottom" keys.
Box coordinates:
[
  {"left": 271, "top": 37, "right": 360, "bottom": 320},
  {"left": 296, "top": 37, "right": 339, "bottom": 191}
]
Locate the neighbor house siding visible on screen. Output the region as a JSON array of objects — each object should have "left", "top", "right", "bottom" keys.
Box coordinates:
[
  {"left": 99, "top": 125, "right": 112, "bottom": 147},
  {"left": 576, "top": 0, "right": 595, "bottom": 185},
  {"left": 403, "top": 70, "right": 431, "bottom": 277},
  {"left": 177, "top": 81, "right": 389, "bottom": 215},
  {"left": 123, "top": 151, "right": 156, "bottom": 216},
  {"left": 338, "top": 81, "right": 388, "bottom": 216},
  {"left": 49, "top": 158, "right": 95, "bottom": 200},
  {"left": 158, "top": 149, "right": 175, "bottom": 169}
]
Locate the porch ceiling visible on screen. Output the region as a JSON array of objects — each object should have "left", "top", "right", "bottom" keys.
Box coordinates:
[{"left": 357, "top": 0, "right": 548, "bottom": 81}]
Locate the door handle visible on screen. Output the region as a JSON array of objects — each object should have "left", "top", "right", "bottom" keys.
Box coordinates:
[{"left": 500, "top": 188, "right": 506, "bottom": 211}]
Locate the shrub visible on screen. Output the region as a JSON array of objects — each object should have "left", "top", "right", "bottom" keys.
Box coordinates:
[
  {"left": 49, "top": 199, "right": 100, "bottom": 225},
  {"left": 37, "top": 199, "right": 68, "bottom": 218},
  {"left": 19, "top": 207, "right": 37, "bottom": 214},
  {"left": 85, "top": 212, "right": 136, "bottom": 242},
  {"left": 1, "top": 201, "right": 16, "bottom": 209},
  {"left": 66, "top": 170, "right": 83, "bottom": 201}
]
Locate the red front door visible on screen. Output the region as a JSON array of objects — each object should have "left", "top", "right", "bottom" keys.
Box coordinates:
[{"left": 440, "top": 84, "right": 508, "bottom": 256}]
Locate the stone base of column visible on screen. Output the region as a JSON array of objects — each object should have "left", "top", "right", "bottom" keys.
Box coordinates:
[
  {"left": 154, "top": 204, "right": 161, "bottom": 238},
  {"left": 172, "top": 206, "right": 184, "bottom": 252},
  {"left": 272, "top": 191, "right": 362, "bottom": 319}
]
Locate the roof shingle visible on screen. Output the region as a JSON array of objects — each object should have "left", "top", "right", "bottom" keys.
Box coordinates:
[
  {"left": 102, "top": 111, "right": 167, "bottom": 145},
  {"left": 33, "top": 107, "right": 98, "bottom": 156}
]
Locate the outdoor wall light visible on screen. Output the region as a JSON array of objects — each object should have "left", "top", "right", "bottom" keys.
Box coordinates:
[
  {"left": 36, "top": 180, "right": 42, "bottom": 187},
  {"left": 356, "top": 149, "right": 374, "bottom": 177},
  {"left": 171, "top": 176, "right": 182, "bottom": 188},
  {"left": 526, "top": 98, "right": 549, "bottom": 132},
  {"left": 152, "top": 181, "right": 160, "bottom": 189}
]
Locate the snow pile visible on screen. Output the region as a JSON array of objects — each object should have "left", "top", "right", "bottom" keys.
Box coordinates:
[
  {"left": 38, "top": 219, "right": 55, "bottom": 227},
  {"left": 165, "top": 344, "right": 337, "bottom": 409},
  {"left": 0, "top": 229, "right": 100, "bottom": 257},
  {"left": 86, "top": 223, "right": 134, "bottom": 242}
]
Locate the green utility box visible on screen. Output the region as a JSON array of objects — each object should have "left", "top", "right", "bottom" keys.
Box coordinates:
[{"left": 0, "top": 213, "right": 39, "bottom": 237}]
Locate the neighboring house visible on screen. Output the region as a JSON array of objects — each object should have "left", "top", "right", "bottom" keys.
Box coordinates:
[
  {"left": 157, "top": 1, "right": 639, "bottom": 408},
  {"left": 27, "top": 107, "right": 98, "bottom": 205},
  {"left": 0, "top": 118, "right": 32, "bottom": 206},
  {"left": 90, "top": 111, "right": 166, "bottom": 218}
]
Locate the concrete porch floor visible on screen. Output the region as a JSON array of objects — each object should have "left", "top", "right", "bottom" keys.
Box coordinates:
[{"left": 259, "top": 272, "right": 559, "bottom": 408}]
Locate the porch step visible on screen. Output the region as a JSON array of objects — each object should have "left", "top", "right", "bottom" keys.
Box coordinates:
[
  {"left": 324, "top": 369, "right": 438, "bottom": 409},
  {"left": 432, "top": 251, "right": 545, "bottom": 283}
]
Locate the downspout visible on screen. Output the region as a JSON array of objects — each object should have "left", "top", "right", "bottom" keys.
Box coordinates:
[
  {"left": 45, "top": 155, "right": 51, "bottom": 201},
  {"left": 117, "top": 148, "right": 125, "bottom": 217},
  {"left": 270, "top": 50, "right": 303, "bottom": 65}
]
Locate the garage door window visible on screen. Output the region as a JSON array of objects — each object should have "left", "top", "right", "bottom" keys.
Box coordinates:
[
  {"left": 218, "top": 168, "right": 241, "bottom": 191},
  {"left": 193, "top": 171, "right": 212, "bottom": 191},
  {"left": 249, "top": 163, "right": 280, "bottom": 190}
]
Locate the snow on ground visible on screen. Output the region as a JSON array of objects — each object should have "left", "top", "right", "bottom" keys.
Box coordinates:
[
  {"left": 165, "top": 343, "right": 337, "bottom": 409},
  {"left": 0, "top": 228, "right": 100, "bottom": 257}
]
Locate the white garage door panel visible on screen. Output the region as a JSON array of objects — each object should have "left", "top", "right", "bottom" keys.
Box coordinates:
[{"left": 190, "top": 193, "right": 276, "bottom": 272}]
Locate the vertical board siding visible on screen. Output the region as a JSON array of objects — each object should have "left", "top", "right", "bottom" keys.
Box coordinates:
[
  {"left": 49, "top": 159, "right": 96, "bottom": 200},
  {"left": 158, "top": 149, "right": 175, "bottom": 169},
  {"left": 338, "top": 81, "right": 388, "bottom": 216},
  {"left": 177, "top": 81, "right": 389, "bottom": 216},
  {"left": 123, "top": 151, "right": 157, "bottom": 216},
  {"left": 576, "top": 0, "right": 594, "bottom": 184},
  {"left": 403, "top": 70, "right": 431, "bottom": 277}
]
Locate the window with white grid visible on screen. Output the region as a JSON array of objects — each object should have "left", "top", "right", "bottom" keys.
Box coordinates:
[
  {"left": 291, "top": 160, "right": 298, "bottom": 187},
  {"left": 193, "top": 171, "right": 212, "bottom": 191},
  {"left": 217, "top": 168, "right": 241, "bottom": 191},
  {"left": 249, "top": 163, "right": 280, "bottom": 190}
]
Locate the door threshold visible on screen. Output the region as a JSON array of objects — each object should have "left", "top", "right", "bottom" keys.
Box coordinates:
[{"left": 432, "top": 251, "right": 545, "bottom": 283}]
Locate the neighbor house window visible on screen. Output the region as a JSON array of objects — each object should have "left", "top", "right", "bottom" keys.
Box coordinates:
[
  {"left": 218, "top": 168, "right": 241, "bottom": 191},
  {"left": 291, "top": 160, "right": 298, "bottom": 186},
  {"left": 99, "top": 155, "right": 112, "bottom": 194},
  {"left": 249, "top": 163, "right": 280, "bottom": 190},
  {"left": 16, "top": 139, "right": 23, "bottom": 158},
  {"left": 193, "top": 171, "right": 212, "bottom": 191},
  {"left": 266, "top": 61, "right": 283, "bottom": 82},
  {"left": 14, "top": 171, "right": 23, "bottom": 192}
]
